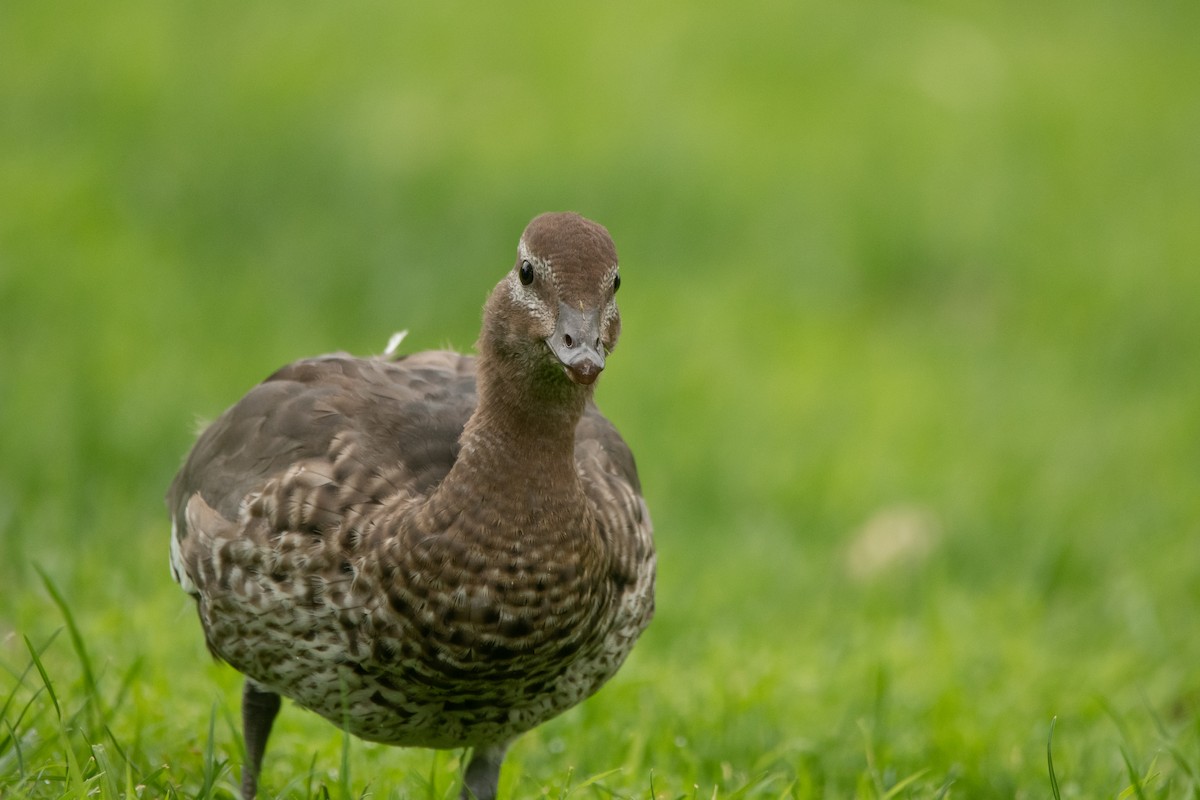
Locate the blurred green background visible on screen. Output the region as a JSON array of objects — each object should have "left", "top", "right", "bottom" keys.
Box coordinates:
[{"left": 2, "top": 0, "right": 1199, "bottom": 797}]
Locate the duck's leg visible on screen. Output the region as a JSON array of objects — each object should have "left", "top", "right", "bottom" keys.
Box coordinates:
[
  {"left": 241, "top": 680, "right": 281, "bottom": 799},
  {"left": 461, "top": 741, "right": 510, "bottom": 800}
]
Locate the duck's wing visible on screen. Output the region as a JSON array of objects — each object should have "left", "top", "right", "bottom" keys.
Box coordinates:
[
  {"left": 574, "top": 406, "right": 656, "bottom": 607},
  {"left": 167, "top": 351, "right": 478, "bottom": 594}
]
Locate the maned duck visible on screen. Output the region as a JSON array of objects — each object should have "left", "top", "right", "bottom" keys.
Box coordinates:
[{"left": 167, "top": 212, "right": 656, "bottom": 800}]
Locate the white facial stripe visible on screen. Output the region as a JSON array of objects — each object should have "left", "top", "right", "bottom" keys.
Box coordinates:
[
  {"left": 517, "top": 238, "right": 553, "bottom": 281},
  {"left": 506, "top": 271, "right": 555, "bottom": 326},
  {"left": 601, "top": 296, "right": 620, "bottom": 343},
  {"left": 603, "top": 295, "right": 620, "bottom": 318},
  {"left": 602, "top": 265, "right": 621, "bottom": 332}
]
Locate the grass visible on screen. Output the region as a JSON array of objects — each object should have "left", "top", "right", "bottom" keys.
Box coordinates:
[{"left": 2, "top": 0, "right": 1200, "bottom": 797}]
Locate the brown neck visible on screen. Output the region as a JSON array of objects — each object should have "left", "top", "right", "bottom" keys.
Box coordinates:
[{"left": 421, "top": 344, "right": 594, "bottom": 538}]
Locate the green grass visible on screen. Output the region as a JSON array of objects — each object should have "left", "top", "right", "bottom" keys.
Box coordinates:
[{"left": 3, "top": 0, "right": 1200, "bottom": 797}]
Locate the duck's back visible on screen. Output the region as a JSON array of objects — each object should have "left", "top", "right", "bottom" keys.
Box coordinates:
[{"left": 168, "top": 351, "right": 474, "bottom": 525}]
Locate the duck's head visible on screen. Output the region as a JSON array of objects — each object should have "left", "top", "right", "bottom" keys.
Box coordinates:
[{"left": 481, "top": 212, "right": 622, "bottom": 389}]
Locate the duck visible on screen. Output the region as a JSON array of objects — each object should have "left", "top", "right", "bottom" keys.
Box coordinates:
[{"left": 166, "top": 212, "right": 656, "bottom": 800}]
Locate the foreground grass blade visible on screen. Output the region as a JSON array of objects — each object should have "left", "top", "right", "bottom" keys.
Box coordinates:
[
  {"left": 340, "top": 725, "right": 355, "bottom": 800},
  {"left": 571, "top": 766, "right": 622, "bottom": 793},
  {"left": 23, "top": 635, "right": 61, "bottom": 721},
  {"left": 883, "top": 769, "right": 930, "bottom": 799},
  {"left": 339, "top": 677, "right": 354, "bottom": 800},
  {"left": 307, "top": 750, "right": 319, "bottom": 798},
  {"left": 1, "top": 634, "right": 52, "bottom": 726},
  {"left": 3, "top": 717, "right": 26, "bottom": 779},
  {"left": 1047, "top": 716, "right": 1062, "bottom": 800},
  {"left": 34, "top": 564, "right": 106, "bottom": 726},
  {"left": 197, "top": 701, "right": 223, "bottom": 800},
  {"left": 25, "top": 635, "right": 91, "bottom": 796},
  {"left": 1119, "top": 746, "right": 1151, "bottom": 800}
]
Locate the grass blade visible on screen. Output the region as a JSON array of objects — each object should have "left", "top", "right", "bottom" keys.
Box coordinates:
[
  {"left": 34, "top": 564, "right": 106, "bottom": 726},
  {"left": 340, "top": 724, "right": 354, "bottom": 800},
  {"left": 3, "top": 717, "right": 27, "bottom": 780},
  {"left": 59, "top": 718, "right": 87, "bottom": 797},
  {"left": 572, "top": 767, "right": 623, "bottom": 792},
  {"left": 339, "top": 677, "right": 354, "bottom": 800},
  {"left": 881, "top": 768, "right": 929, "bottom": 799},
  {"left": 0, "top": 630, "right": 60, "bottom": 725},
  {"left": 931, "top": 770, "right": 957, "bottom": 800},
  {"left": 22, "top": 635, "right": 60, "bottom": 721},
  {"left": 1048, "top": 716, "right": 1062, "bottom": 800},
  {"left": 1119, "top": 746, "right": 1151, "bottom": 800},
  {"left": 197, "top": 701, "right": 225, "bottom": 800}
]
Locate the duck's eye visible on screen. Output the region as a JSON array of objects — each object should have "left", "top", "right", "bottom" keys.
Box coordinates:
[
  {"left": 519, "top": 260, "right": 535, "bottom": 286},
  {"left": 613, "top": 272, "right": 621, "bottom": 293}
]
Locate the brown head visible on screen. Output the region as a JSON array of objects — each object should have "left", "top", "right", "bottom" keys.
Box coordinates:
[{"left": 480, "top": 212, "right": 622, "bottom": 393}]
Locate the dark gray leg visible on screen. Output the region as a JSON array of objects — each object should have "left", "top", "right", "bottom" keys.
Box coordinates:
[
  {"left": 461, "top": 742, "right": 509, "bottom": 800},
  {"left": 241, "top": 680, "right": 281, "bottom": 800}
]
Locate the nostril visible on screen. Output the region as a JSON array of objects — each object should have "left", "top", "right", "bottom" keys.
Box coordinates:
[{"left": 563, "top": 333, "right": 574, "bottom": 348}]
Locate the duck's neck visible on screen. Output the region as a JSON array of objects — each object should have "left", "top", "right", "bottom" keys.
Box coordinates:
[{"left": 424, "top": 349, "right": 592, "bottom": 535}]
